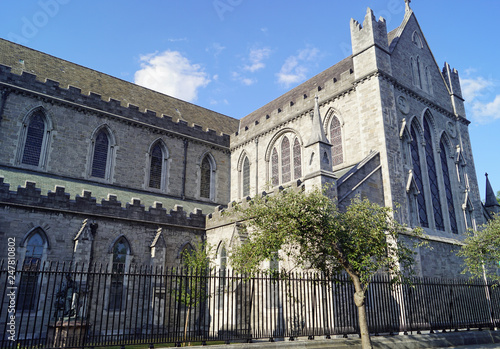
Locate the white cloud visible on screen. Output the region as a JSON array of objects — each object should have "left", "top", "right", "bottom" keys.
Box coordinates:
[
  {"left": 243, "top": 47, "right": 271, "bottom": 72},
  {"left": 461, "top": 76, "right": 500, "bottom": 123},
  {"left": 470, "top": 95, "right": 500, "bottom": 123},
  {"left": 209, "top": 98, "right": 229, "bottom": 106},
  {"left": 167, "top": 37, "right": 188, "bottom": 42},
  {"left": 207, "top": 42, "right": 226, "bottom": 58},
  {"left": 231, "top": 71, "right": 257, "bottom": 86},
  {"left": 134, "top": 50, "right": 210, "bottom": 102},
  {"left": 276, "top": 47, "right": 320, "bottom": 88},
  {"left": 461, "top": 77, "right": 493, "bottom": 102}
]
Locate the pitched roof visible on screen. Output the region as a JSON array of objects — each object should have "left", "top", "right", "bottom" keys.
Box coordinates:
[
  {"left": 0, "top": 38, "right": 239, "bottom": 136},
  {"left": 240, "top": 56, "right": 354, "bottom": 130}
]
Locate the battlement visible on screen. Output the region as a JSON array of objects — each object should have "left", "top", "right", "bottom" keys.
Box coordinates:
[
  {"left": 0, "top": 177, "right": 206, "bottom": 228},
  {"left": 442, "top": 62, "right": 463, "bottom": 99},
  {"left": 206, "top": 180, "right": 304, "bottom": 228},
  {"left": 0, "top": 64, "right": 230, "bottom": 147},
  {"left": 350, "top": 8, "right": 389, "bottom": 57},
  {"left": 232, "top": 65, "right": 355, "bottom": 145}
]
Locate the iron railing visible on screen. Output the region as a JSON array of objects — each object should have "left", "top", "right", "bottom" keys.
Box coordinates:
[{"left": 0, "top": 260, "right": 498, "bottom": 348}]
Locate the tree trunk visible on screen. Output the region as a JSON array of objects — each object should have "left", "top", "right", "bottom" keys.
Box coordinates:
[
  {"left": 351, "top": 275, "right": 372, "bottom": 349},
  {"left": 183, "top": 305, "right": 191, "bottom": 347}
]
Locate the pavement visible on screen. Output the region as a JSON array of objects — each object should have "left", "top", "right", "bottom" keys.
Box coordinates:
[{"left": 160, "top": 331, "right": 500, "bottom": 348}]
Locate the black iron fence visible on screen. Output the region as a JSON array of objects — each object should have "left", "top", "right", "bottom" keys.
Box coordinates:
[{"left": 1, "top": 260, "right": 499, "bottom": 348}]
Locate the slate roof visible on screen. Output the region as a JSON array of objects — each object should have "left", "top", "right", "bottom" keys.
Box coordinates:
[
  {"left": 240, "top": 56, "right": 354, "bottom": 130},
  {"left": 0, "top": 38, "right": 239, "bottom": 136}
]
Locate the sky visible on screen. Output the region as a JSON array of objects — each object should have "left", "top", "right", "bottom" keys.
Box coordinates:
[{"left": 1, "top": 0, "right": 499, "bottom": 201}]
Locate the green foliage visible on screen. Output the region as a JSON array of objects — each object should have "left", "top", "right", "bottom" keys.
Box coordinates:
[
  {"left": 230, "top": 186, "right": 425, "bottom": 348},
  {"left": 230, "top": 186, "right": 424, "bottom": 290},
  {"left": 458, "top": 214, "right": 500, "bottom": 283},
  {"left": 175, "top": 239, "right": 214, "bottom": 307},
  {"left": 497, "top": 190, "right": 500, "bottom": 205}
]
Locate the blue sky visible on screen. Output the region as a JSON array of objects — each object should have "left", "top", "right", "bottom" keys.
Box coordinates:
[{"left": 1, "top": 0, "right": 499, "bottom": 201}]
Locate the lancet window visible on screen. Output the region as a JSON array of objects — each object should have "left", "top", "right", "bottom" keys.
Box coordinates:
[
  {"left": 440, "top": 140, "right": 458, "bottom": 234},
  {"left": 269, "top": 134, "right": 302, "bottom": 187},
  {"left": 200, "top": 155, "right": 214, "bottom": 199},
  {"left": 242, "top": 156, "right": 250, "bottom": 197},
  {"left": 424, "top": 117, "right": 444, "bottom": 231},
  {"left": 109, "top": 237, "right": 130, "bottom": 310},
  {"left": 281, "top": 136, "right": 291, "bottom": 183},
  {"left": 330, "top": 116, "right": 343, "bottom": 166},
  {"left": 410, "top": 124, "right": 428, "bottom": 227}
]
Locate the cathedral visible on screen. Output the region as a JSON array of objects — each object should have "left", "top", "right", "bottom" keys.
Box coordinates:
[{"left": 0, "top": 3, "right": 498, "bottom": 286}]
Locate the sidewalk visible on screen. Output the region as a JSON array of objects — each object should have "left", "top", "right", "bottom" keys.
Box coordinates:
[{"left": 163, "top": 331, "right": 500, "bottom": 349}]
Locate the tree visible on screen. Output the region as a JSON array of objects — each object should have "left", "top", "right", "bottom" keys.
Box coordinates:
[
  {"left": 458, "top": 214, "right": 500, "bottom": 283},
  {"left": 497, "top": 190, "right": 500, "bottom": 205},
  {"left": 230, "top": 186, "right": 424, "bottom": 349},
  {"left": 176, "top": 239, "right": 214, "bottom": 346}
]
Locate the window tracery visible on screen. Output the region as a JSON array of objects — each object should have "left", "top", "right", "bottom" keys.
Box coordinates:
[
  {"left": 330, "top": 116, "right": 343, "bottom": 166},
  {"left": 440, "top": 140, "right": 458, "bottom": 234},
  {"left": 410, "top": 124, "right": 428, "bottom": 227},
  {"left": 424, "top": 117, "right": 444, "bottom": 231},
  {"left": 281, "top": 136, "right": 291, "bottom": 183},
  {"left": 19, "top": 230, "right": 45, "bottom": 310},
  {"left": 109, "top": 237, "right": 130, "bottom": 310},
  {"left": 271, "top": 148, "right": 279, "bottom": 187},
  {"left": 268, "top": 133, "right": 302, "bottom": 187},
  {"left": 200, "top": 155, "right": 212, "bottom": 199},
  {"left": 293, "top": 138, "right": 302, "bottom": 179}
]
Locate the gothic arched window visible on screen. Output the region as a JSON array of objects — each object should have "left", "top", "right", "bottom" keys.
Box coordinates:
[
  {"left": 91, "top": 129, "right": 110, "bottom": 179},
  {"left": 410, "top": 125, "right": 428, "bottom": 227},
  {"left": 281, "top": 136, "right": 291, "bottom": 183},
  {"left": 19, "top": 230, "right": 46, "bottom": 310},
  {"left": 219, "top": 245, "right": 227, "bottom": 285},
  {"left": 180, "top": 243, "right": 194, "bottom": 266},
  {"left": 416, "top": 57, "right": 423, "bottom": 89},
  {"left": 149, "top": 143, "right": 164, "bottom": 189},
  {"left": 440, "top": 140, "right": 458, "bottom": 234},
  {"left": 242, "top": 156, "right": 250, "bottom": 197},
  {"left": 200, "top": 155, "right": 213, "bottom": 199},
  {"left": 22, "top": 111, "right": 46, "bottom": 166},
  {"left": 411, "top": 58, "right": 416, "bottom": 87},
  {"left": 271, "top": 148, "right": 279, "bottom": 187},
  {"left": 425, "top": 67, "right": 433, "bottom": 95},
  {"left": 330, "top": 116, "right": 343, "bottom": 166},
  {"left": 424, "top": 117, "right": 444, "bottom": 231},
  {"left": 293, "top": 138, "right": 302, "bottom": 179},
  {"left": 109, "top": 237, "right": 130, "bottom": 310}
]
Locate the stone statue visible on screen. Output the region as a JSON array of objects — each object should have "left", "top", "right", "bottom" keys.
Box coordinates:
[{"left": 54, "top": 274, "right": 80, "bottom": 320}]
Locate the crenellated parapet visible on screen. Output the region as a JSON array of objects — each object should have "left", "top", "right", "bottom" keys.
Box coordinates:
[
  {"left": 0, "top": 177, "right": 206, "bottom": 228},
  {"left": 350, "top": 8, "right": 389, "bottom": 56},
  {"left": 0, "top": 64, "right": 230, "bottom": 147},
  {"left": 233, "top": 61, "right": 355, "bottom": 147},
  {"left": 206, "top": 180, "right": 305, "bottom": 228},
  {"left": 441, "top": 62, "right": 466, "bottom": 119}
]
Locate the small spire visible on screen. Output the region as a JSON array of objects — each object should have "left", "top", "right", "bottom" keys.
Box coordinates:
[
  {"left": 485, "top": 173, "right": 500, "bottom": 208},
  {"left": 306, "top": 96, "right": 329, "bottom": 146}
]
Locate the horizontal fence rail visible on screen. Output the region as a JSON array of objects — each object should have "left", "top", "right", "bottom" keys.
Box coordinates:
[{"left": 0, "top": 260, "right": 499, "bottom": 348}]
